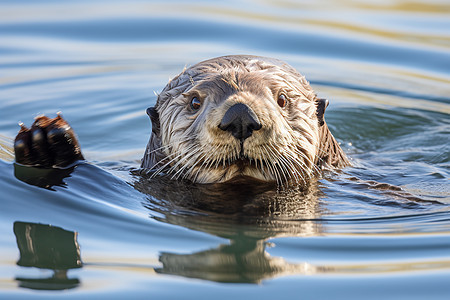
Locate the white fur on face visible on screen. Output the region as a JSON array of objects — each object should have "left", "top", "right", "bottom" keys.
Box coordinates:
[{"left": 145, "top": 56, "right": 322, "bottom": 186}]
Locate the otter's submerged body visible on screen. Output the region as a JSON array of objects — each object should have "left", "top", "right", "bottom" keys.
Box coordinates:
[{"left": 14, "top": 55, "right": 349, "bottom": 187}]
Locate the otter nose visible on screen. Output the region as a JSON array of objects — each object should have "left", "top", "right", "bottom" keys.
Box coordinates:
[{"left": 218, "top": 103, "right": 262, "bottom": 140}]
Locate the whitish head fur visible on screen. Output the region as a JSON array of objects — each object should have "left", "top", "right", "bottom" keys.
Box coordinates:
[{"left": 141, "top": 55, "right": 347, "bottom": 186}]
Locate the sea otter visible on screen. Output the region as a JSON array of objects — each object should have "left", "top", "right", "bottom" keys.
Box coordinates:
[{"left": 14, "top": 55, "right": 349, "bottom": 187}]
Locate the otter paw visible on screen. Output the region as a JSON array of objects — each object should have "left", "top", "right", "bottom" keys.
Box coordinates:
[{"left": 14, "top": 114, "right": 84, "bottom": 168}]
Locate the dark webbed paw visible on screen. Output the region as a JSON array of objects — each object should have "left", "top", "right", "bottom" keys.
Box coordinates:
[{"left": 14, "top": 114, "right": 84, "bottom": 168}]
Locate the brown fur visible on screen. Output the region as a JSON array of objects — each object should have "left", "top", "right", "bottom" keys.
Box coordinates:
[{"left": 141, "top": 55, "right": 349, "bottom": 186}]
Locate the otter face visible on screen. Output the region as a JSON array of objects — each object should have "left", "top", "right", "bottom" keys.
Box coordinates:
[{"left": 142, "top": 56, "right": 328, "bottom": 186}]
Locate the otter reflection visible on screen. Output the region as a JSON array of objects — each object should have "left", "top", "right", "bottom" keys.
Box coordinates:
[
  {"left": 157, "top": 237, "right": 325, "bottom": 283},
  {"left": 12, "top": 163, "right": 331, "bottom": 284},
  {"left": 134, "top": 175, "right": 328, "bottom": 283},
  {"left": 13, "top": 222, "right": 82, "bottom": 290},
  {"left": 13, "top": 163, "right": 75, "bottom": 190}
]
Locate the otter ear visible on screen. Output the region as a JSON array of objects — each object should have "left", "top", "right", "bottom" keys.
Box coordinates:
[
  {"left": 146, "top": 106, "right": 160, "bottom": 135},
  {"left": 316, "top": 98, "right": 329, "bottom": 127}
]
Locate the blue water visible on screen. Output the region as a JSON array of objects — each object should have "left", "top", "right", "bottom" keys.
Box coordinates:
[{"left": 0, "top": 1, "right": 449, "bottom": 299}]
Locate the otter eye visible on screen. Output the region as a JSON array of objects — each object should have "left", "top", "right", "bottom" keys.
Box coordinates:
[
  {"left": 277, "top": 94, "right": 288, "bottom": 108},
  {"left": 190, "top": 97, "right": 201, "bottom": 110}
]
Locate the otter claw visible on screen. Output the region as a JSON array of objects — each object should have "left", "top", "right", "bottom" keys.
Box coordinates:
[{"left": 18, "top": 122, "right": 28, "bottom": 132}]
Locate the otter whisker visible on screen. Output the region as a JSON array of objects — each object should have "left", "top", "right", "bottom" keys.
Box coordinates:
[
  {"left": 190, "top": 149, "right": 216, "bottom": 180},
  {"left": 276, "top": 142, "right": 310, "bottom": 183},
  {"left": 278, "top": 151, "right": 300, "bottom": 188},
  {"left": 275, "top": 149, "right": 300, "bottom": 187},
  {"left": 144, "top": 139, "right": 189, "bottom": 167},
  {"left": 191, "top": 148, "right": 223, "bottom": 182},
  {"left": 183, "top": 145, "right": 217, "bottom": 181},
  {"left": 202, "top": 145, "right": 221, "bottom": 171},
  {"left": 168, "top": 144, "right": 200, "bottom": 171},
  {"left": 200, "top": 150, "right": 223, "bottom": 180},
  {"left": 292, "top": 147, "right": 320, "bottom": 175},
  {"left": 152, "top": 138, "right": 201, "bottom": 177},
  {"left": 150, "top": 146, "right": 194, "bottom": 178},
  {"left": 150, "top": 154, "right": 182, "bottom": 178},
  {"left": 149, "top": 150, "right": 178, "bottom": 172},
  {"left": 253, "top": 154, "right": 259, "bottom": 171},
  {"left": 266, "top": 140, "right": 302, "bottom": 185},
  {"left": 144, "top": 138, "right": 196, "bottom": 159},
  {"left": 177, "top": 148, "right": 208, "bottom": 180},
  {"left": 258, "top": 151, "right": 277, "bottom": 182},
  {"left": 282, "top": 148, "right": 308, "bottom": 185},
  {"left": 265, "top": 144, "right": 290, "bottom": 185},
  {"left": 171, "top": 155, "right": 199, "bottom": 180},
  {"left": 168, "top": 145, "right": 203, "bottom": 179},
  {"left": 261, "top": 145, "right": 282, "bottom": 186},
  {"left": 259, "top": 145, "right": 273, "bottom": 178},
  {"left": 144, "top": 144, "right": 171, "bottom": 156},
  {"left": 258, "top": 155, "right": 268, "bottom": 179}
]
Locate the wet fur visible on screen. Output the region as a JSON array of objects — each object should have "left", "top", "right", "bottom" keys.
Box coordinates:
[{"left": 141, "top": 55, "right": 349, "bottom": 185}]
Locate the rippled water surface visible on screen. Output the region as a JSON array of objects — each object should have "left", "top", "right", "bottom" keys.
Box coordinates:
[{"left": 0, "top": 1, "right": 449, "bottom": 299}]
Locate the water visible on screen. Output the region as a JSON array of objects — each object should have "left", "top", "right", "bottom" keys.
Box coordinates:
[{"left": 0, "top": 0, "right": 449, "bottom": 299}]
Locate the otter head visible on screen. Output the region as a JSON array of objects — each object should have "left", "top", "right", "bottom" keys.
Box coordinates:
[{"left": 141, "top": 55, "right": 344, "bottom": 186}]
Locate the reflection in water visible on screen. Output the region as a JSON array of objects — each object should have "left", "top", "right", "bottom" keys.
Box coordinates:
[
  {"left": 13, "top": 163, "right": 329, "bottom": 283},
  {"left": 134, "top": 175, "right": 326, "bottom": 283},
  {"left": 135, "top": 174, "right": 325, "bottom": 237},
  {"left": 13, "top": 163, "right": 76, "bottom": 190},
  {"left": 13, "top": 221, "right": 82, "bottom": 290},
  {"left": 135, "top": 175, "right": 450, "bottom": 282},
  {"left": 11, "top": 166, "right": 448, "bottom": 284},
  {"left": 156, "top": 238, "right": 321, "bottom": 284}
]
